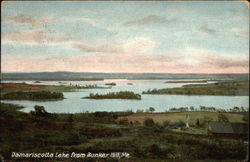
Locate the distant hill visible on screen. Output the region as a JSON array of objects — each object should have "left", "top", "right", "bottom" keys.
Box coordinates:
[{"left": 1, "top": 72, "right": 248, "bottom": 81}]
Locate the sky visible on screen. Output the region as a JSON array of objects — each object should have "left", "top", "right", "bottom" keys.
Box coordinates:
[{"left": 1, "top": 1, "right": 249, "bottom": 73}]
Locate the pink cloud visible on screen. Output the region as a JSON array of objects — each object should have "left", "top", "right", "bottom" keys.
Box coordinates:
[
  {"left": 4, "top": 14, "right": 60, "bottom": 26},
  {"left": 1, "top": 37, "right": 248, "bottom": 73},
  {"left": 2, "top": 53, "right": 249, "bottom": 73},
  {"left": 179, "top": 47, "right": 249, "bottom": 70},
  {"left": 72, "top": 43, "right": 123, "bottom": 53},
  {"left": 2, "top": 29, "right": 70, "bottom": 44},
  {"left": 203, "top": 56, "right": 249, "bottom": 68}
]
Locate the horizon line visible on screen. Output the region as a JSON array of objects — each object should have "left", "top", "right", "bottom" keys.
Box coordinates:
[{"left": 1, "top": 71, "right": 249, "bottom": 75}]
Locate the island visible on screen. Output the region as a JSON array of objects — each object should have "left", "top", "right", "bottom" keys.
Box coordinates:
[
  {"left": 83, "top": 91, "right": 141, "bottom": 100},
  {"left": 1, "top": 91, "right": 64, "bottom": 101},
  {"left": 34, "top": 81, "right": 42, "bottom": 83},
  {"left": 79, "top": 77, "right": 104, "bottom": 81},
  {"left": 0, "top": 83, "right": 111, "bottom": 93},
  {"left": 105, "top": 82, "right": 116, "bottom": 86},
  {"left": 143, "top": 80, "right": 249, "bottom": 96},
  {"left": 165, "top": 80, "right": 208, "bottom": 83},
  {"left": 165, "top": 79, "right": 223, "bottom": 83}
]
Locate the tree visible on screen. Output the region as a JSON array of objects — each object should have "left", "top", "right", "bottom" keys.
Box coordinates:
[
  {"left": 149, "top": 107, "right": 155, "bottom": 113},
  {"left": 217, "top": 113, "right": 229, "bottom": 123},
  {"left": 31, "top": 105, "right": 49, "bottom": 116},
  {"left": 196, "top": 119, "right": 201, "bottom": 127},
  {"left": 240, "top": 107, "right": 246, "bottom": 112},
  {"left": 136, "top": 109, "right": 144, "bottom": 113},
  {"left": 233, "top": 107, "right": 240, "bottom": 112}
]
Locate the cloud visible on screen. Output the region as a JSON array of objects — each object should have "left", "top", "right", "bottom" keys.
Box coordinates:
[
  {"left": 67, "top": 17, "right": 97, "bottom": 26},
  {"left": 202, "top": 55, "right": 249, "bottom": 69},
  {"left": 71, "top": 37, "right": 157, "bottom": 55},
  {"left": 123, "top": 37, "right": 157, "bottom": 54},
  {"left": 123, "top": 15, "right": 179, "bottom": 26},
  {"left": 198, "top": 25, "right": 216, "bottom": 35},
  {"left": 231, "top": 28, "right": 249, "bottom": 38},
  {"left": 2, "top": 29, "right": 157, "bottom": 56},
  {"left": 2, "top": 46, "right": 249, "bottom": 73},
  {"left": 4, "top": 14, "right": 98, "bottom": 28},
  {"left": 2, "top": 30, "right": 248, "bottom": 73},
  {"left": 2, "top": 29, "right": 70, "bottom": 45},
  {"left": 181, "top": 47, "right": 249, "bottom": 70},
  {"left": 72, "top": 43, "right": 122, "bottom": 53},
  {"left": 4, "top": 14, "right": 60, "bottom": 26}
]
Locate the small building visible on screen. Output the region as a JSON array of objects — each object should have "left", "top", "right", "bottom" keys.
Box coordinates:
[{"left": 208, "top": 123, "right": 248, "bottom": 139}]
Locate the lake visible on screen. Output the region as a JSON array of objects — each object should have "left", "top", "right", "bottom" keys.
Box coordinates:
[{"left": 1, "top": 79, "right": 249, "bottom": 113}]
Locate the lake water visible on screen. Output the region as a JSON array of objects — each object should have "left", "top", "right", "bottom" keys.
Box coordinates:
[{"left": 1, "top": 79, "right": 249, "bottom": 113}]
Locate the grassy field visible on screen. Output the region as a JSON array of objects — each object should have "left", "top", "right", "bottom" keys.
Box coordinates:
[
  {"left": 0, "top": 83, "right": 110, "bottom": 92},
  {"left": 117, "top": 111, "right": 246, "bottom": 125},
  {"left": 143, "top": 80, "right": 249, "bottom": 96}
]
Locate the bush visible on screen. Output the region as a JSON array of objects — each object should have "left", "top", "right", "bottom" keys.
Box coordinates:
[
  {"left": 196, "top": 119, "right": 201, "bottom": 128},
  {"left": 144, "top": 118, "right": 155, "bottom": 127},
  {"left": 30, "top": 105, "right": 55, "bottom": 119}
]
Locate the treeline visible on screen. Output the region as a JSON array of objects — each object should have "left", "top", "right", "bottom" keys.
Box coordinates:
[
  {"left": 1, "top": 91, "right": 64, "bottom": 100},
  {"left": 165, "top": 80, "right": 208, "bottom": 83},
  {"left": 83, "top": 91, "right": 141, "bottom": 100},
  {"left": 166, "top": 106, "right": 248, "bottom": 113},
  {"left": 134, "top": 106, "right": 248, "bottom": 113},
  {"left": 69, "top": 84, "right": 110, "bottom": 89}
]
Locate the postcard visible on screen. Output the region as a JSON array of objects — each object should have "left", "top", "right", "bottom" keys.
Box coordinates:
[{"left": 1, "top": 1, "right": 249, "bottom": 161}]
